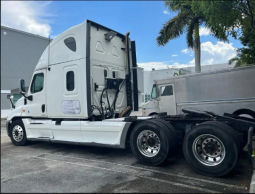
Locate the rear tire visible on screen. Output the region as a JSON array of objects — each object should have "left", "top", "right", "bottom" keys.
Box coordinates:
[
  {"left": 200, "top": 121, "right": 242, "bottom": 151},
  {"left": 183, "top": 122, "right": 239, "bottom": 177},
  {"left": 10, "top": 120, "right": 28, "bottom": 146},
  {"left": 151, "top": 119, "right": 179, "bottom": 157},
  {"left": 130, "top": 121, "right": 170, "bottom": 166}
]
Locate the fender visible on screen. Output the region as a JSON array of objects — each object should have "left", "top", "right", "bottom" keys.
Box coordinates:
[
  {"left": 7, "top": 106, "right": 23, "bottom": 121},
  {"left": 233, "top": 109, "right": 255, "bottom": 119},
  {"left": 149, "top": 112, "right": 158, "bottom": 116}
]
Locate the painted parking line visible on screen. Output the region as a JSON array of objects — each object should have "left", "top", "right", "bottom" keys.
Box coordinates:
[
  {"left": 40, "top": 152, "right": 245, "bottom": 190},
  {"left": 35, "top": 155, "right": 219, "bottom": 193}
]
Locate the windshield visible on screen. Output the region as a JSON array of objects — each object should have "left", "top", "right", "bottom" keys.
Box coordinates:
[{"left": 151, "top": 84, "right": 157, "bottom": 99}]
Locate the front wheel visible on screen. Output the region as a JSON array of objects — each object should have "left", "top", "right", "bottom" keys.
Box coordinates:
[
  {"left": 183, "top": 123, "right": 239, "bottom": 177},
  {"left": 10, "top": 120, "right": 28, "bottom": 146}
]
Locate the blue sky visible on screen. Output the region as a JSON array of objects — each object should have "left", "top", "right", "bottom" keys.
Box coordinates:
[{"left": 1, "top": 1, "right": 242, "bottom": 70}]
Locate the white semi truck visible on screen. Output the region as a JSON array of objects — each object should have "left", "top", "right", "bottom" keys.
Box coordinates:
[{"left": 6, "top": 20, "right": 255, "bottom": 177}]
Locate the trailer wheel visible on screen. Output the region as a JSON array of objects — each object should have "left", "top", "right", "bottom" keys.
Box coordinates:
[
  {"left": 183, "top": 123, "right": 238, "bottom": 177},
  {"left": 10, "top": 120, "right": 28, "bottom": 146},
  {"left": 130, "top": 121, "right": 170, "bottom": 166},
  {"left": 200, "top": 121, "right": 242, "bottom": 151},
  {"left": 151, "top": 119, "right": 179, "bottom": 156}
]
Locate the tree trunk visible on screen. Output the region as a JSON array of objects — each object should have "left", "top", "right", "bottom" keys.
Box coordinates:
[{"left": 194, "top": 21, "right": 201, "bottom": 73}]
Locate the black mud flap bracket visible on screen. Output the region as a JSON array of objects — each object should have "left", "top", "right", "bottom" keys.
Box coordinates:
[{"left": 247, "top": 127, "right": 255, "bottom": 169}]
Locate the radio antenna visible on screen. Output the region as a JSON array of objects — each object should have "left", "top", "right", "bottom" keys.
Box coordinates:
[{"left": 48, "top": 35, "right": 51, "bottom": 70}]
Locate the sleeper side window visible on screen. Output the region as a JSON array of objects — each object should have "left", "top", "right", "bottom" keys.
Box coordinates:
[
  {"left": 64, "top": 37, "right": 76, "bottom": 52},
  {"left": 31, "top": 73, "right": 44, "bottom": 94},
  {"left": 160, "top": 85, "right": 173, "bottom": 96},
  {"left": 66, "top": 71, "right": 75, "bottom": 91}
]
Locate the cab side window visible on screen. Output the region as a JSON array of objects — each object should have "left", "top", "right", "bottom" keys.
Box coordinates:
[
  {"left": 31, "top": 73, "right": 44, "bottom": 93},
  {"left": 160, "top": 85, "right": 173, "bottom": 96},
  {"left": 66, "top": 71, "right": 75, "bottom": 91}
]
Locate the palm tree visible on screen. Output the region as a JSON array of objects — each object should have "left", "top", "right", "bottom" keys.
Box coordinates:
[{"left": 157, "top": 0, "right": 228, "bottom": 73}]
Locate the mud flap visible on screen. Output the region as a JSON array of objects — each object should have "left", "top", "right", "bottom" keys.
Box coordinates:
[{"left": 247, "top": 127, "right": 255, "bottom": 169}]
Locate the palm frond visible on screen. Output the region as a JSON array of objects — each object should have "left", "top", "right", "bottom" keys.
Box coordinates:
[
  {"left": 204, "top": 23, "right": 229, "bottom": 42},
  {"left": 165, "top": 0, "right": 192, "bottom": 13},
  {"left": 186, "top": 19, "right": 196, "bottom": 49},
  {"left": 157, "top": 10, "right": 192, "bottom": 46}
]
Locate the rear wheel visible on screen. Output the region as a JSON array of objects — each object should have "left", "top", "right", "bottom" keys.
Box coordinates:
[
  {"left": 183, "top": 122, "right": 239, "bottom": 177},
  {"left": 200, "top": 121, "right": 242, "bottom": 151},
  {"left": 151, "top": 119, "right": 179, "bottom": 157},
  {"left": 10, "top": 120, "right": 28, "bottom": 146},
  {"left": 130, "top": 121, "right": 170, "bottom": 166}
]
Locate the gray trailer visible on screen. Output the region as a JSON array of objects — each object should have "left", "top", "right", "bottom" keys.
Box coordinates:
[{"left": 142, "top": 65, "right": 255, "bottom": 119}]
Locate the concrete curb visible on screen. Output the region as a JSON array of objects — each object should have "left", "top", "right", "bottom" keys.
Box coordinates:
[{"left": 250, "top": 170, "right": 255, "bottom": 193}]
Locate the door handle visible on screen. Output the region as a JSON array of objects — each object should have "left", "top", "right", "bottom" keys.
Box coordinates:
[{"left": 41, "top": 104, "right": 45, "bottom": 113}]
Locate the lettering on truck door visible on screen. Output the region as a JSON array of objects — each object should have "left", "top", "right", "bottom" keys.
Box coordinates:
[{"left": 159, "top": 84, "right": 176, "bottom": 115}]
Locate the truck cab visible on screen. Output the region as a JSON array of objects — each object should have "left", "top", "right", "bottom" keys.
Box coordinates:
[
  {"left": 142, "top": 83, "right": 176, "bottom": 116},
  {"left": 6, "top": 20, "right": 139, "bottom": 146}
]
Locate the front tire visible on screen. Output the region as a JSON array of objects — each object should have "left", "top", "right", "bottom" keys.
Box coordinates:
[
  {"left": 183, "top": 122, "right": 239, "bottom": 177},
  {"left": 130, "top": 121, "right": 170, "bottom": 166},
  {"left": 10, "top": 120, "right": 28, "bottom": 146}
]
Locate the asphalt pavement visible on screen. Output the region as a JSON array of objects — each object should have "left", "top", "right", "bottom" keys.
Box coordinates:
[{"left": 1, "top": 119, "right": 254, "bottom": 193}]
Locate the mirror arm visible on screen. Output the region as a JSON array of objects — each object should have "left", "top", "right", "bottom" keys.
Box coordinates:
[
  {"left": 20, "top": 91, "right": 26, "bottom": 98},
  {"left": 8, "top": 99, "right": 15, "bottom": 109},
  {"left": 20, "top": 92, "right": 33, "bottom": 101}
]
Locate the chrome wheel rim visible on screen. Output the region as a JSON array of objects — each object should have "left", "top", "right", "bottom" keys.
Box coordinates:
[
  {"left": 137, "top": 130, "right": 160, "bottom": 157},
  {"left": 193, "top": 134, "right": 225, "bottom": 166},
  {"left": 12, "top": 125, "right": 24, "bottom": 142}
]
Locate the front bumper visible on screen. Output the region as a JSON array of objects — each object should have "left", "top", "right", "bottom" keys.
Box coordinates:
[{"left": 6, "top": 121, "right": 11, "bottom": 137}]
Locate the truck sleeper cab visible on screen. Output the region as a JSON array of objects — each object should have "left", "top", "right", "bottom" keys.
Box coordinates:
[{"left": 6, "top": 20, "right": 255, "bottom": 177}]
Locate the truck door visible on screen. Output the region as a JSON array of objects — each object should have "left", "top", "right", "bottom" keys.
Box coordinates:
[
  {"left": 159, "top": 84, "right": 176, "bottom": 115},
  {"left": 22, "top": 69, "right": 53, "bottom": 138},
  {"left": 25, "top": 69, "right": 47, "bottom": 117}
]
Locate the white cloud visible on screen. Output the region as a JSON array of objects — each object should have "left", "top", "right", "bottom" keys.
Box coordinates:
[
  {"left": 199, "top": 27, "right": 211, "bottom": 36},
  {"left": 189, "top": 41, "right": 237, "bottom": 65},
  {"left": 138, "top": 41, "right": 237, "bottom": 71},
  {"left": 172, "top": 54, "right": 178, "bottom": 57},
  {"left": 1, "top": 1, "right": 53, "bottom": 37},
  {"left": 181, "top": 49, "right": 190, "bottom": 54},
  {"left": 163, "top": 10, "right": 169, "bottom": 15},
  {"left": 51, "top": 34, "right": 59, "bottom": 39}
]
